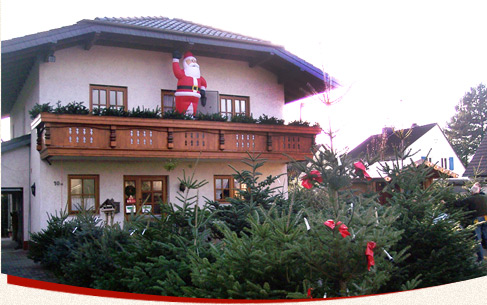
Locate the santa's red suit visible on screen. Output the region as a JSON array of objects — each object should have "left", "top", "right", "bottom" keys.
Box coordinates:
[{"left": 172, "top": 51, "right": 207, "bottom": 115}]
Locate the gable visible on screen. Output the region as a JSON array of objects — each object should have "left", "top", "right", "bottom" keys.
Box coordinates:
[
  {"left": 1, "top": 17, "right": 339, "bottom": 117},
  {"left": 349, "top": 123, "right": 465, "bottom": 177},
  {"left": 348, "top": 123, "right": 437, "bottom": 160}
]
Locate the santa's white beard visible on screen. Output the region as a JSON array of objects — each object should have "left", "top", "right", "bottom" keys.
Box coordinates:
[{"left": 184, "top": 63, "right": 201, "bottom": 78}]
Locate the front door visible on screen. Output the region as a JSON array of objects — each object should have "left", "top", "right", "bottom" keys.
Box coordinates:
[
  {"left": 1, "top": 188, "right": 23, "bottom": 248},
  {"left": 123, "top": 176, "right": 167, "bottom": 216}
]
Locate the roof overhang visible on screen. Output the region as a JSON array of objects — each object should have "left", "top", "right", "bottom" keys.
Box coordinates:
[{"left": 1, "top": 19, "right": 339, "bottom": 117}]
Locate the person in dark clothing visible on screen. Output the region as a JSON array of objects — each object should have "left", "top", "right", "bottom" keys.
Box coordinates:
[{"left": 453, "top": 183, "right": 487, "bottom": 261}]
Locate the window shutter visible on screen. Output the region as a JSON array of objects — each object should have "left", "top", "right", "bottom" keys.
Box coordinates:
[
  {"left": 197, "top": 90, "right": 219, "bottom": 115},
  {"left": 449, "top": 157, "right": 454, "bottom": 170}
]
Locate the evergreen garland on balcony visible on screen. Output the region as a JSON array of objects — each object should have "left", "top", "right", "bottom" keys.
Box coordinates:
[{"left": 29, "top": 101, "right": 317, "bottom": 127}]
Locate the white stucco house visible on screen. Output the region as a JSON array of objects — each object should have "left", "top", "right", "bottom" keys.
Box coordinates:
[
  {"left": 1, "top": 17, "right": 337, "bottom": 249},
  {"left": 348, "top": 123, "right": 465, "bottom": 204}
]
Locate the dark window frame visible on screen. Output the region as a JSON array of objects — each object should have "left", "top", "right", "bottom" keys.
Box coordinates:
[
  {"left": 67, "top": 175, "right": 100, "bottom": 214},
  {"left": 90, "top": 85, "right": 128, "bottom": 111},
  {"left": 219, "top": 95, "right": 250, "bottom": 119}
]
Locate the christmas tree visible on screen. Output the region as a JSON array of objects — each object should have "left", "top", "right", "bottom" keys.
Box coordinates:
[
  {"left": 207, "top": 153, "right": 287, "bottom": 237},
  {"left": 289, "top": 145, "right": 405, "bottom": 297},
  {"left": 190, "top": 146, "right": 405, "bottom": 298},
  {"left": 376, "top": 150, "right": 487, "bottom": 291}
]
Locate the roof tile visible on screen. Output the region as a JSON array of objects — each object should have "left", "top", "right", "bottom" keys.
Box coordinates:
[
  {"left": 348, "top": 123, "right": 437, "bottom": 160},
  {"left": 464, "top": 132, "right": 487, "bottom": 177},
  {"left": 94, "top": 16, "right": 267, "bottom": 43}
]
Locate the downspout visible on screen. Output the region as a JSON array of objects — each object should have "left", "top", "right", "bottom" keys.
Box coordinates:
[{"left": 28, "top": 136, "right": 32, "bottom": 246}]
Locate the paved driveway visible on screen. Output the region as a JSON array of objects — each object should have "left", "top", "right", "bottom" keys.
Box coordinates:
[{"left": 1, "top": 238, "right": 59, "bottom": 283}]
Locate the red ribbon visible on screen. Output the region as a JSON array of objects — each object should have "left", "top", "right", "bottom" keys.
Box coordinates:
[
  {"left": 366, "top": 241, "right": 376, "bottom": 271},
  {"left": 338, "top": 223, "right": 351, "bottom": 238},
  {"left": 324, "top": 219, "right": 336, "bottom": 229},
  {"left": 354, "top": 161, "right": 372, "bottom": 181},
  {"left": 301, "top": 170, "right": 323, "bottom": 189},
  {"left": 324, "top": 220, "right": 351, "bottom": 238}
]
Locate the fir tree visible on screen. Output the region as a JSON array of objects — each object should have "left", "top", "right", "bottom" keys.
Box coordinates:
[
  {"left": 290, "top": 145, "right": 405, "bottom": 297},
  {"left": 189, "top": 201, "right": 308, "bottom": 299},
  {"left": 207, "top": 153, "right": 286, "bottom": 237},
  {"left": 445, "top": 83, "right": 487, "bottom": 166},
  {"left": 191, "top": 146, "right": 404, "bottom": 299},
  {"left": 115, "top": 165, "right": 214, "bottom": 296},
  {"left": 377, "top": 153, "right": 487, "bottom": 291}
]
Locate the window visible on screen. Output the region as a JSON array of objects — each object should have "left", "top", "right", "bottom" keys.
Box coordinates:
[
  {"left": 441, "top": 158, "right": 448, "bottom": 168},
  {"left": 219, "top": 95, "right": 249, "bottom": 119},
  {"left": 90, "top": 85, "right": 127, "bottom": 110},
  {"left": 161, "top": 90, "right": 176, "bottom": 113},
  {"left": 68, "top": 175, "right": 99, "bottom": 214},
  {"left": 214, "top": 175, "right": 247, "bottom": 202}
]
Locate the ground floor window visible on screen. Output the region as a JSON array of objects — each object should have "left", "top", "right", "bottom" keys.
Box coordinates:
[
  {"left": 68, "top": 175, "right": 99, "bottom": 214},
  {"left": 214, "top": 175, "right": 247, "bottom": 202},
  {"left": 124, "top": 176, "right": 167, "bottom": 215}
]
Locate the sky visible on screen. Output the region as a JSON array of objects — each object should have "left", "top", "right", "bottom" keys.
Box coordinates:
[{"left": 1, "top": 0, "right": 486, "bottom": 150}]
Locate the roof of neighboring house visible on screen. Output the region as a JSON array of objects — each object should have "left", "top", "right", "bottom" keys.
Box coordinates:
[
  {"left": 348, "top": 123, "right": 437, "bottom": 160},
  {"left": 463, "top": 133, "right": 487, "bottom": 177},
  {"left": 1, "top": 16, "right": 339, "bottom": 116},
  {"left": 1, "top": 134, "right": 31, "bottom": 153}
]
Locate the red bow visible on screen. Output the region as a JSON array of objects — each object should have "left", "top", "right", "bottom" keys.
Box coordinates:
[
  {"left": 307, "top": 288, "right": 313, "bottom": 298},
  {"left": 338, "top": 223, "right": 351, "bottom": 238},
  {"left": 324, "top": 219, "right": 351, "bottom": 238},
  {"left": 354, "top": 161, "right": 372, "bottom": 181},
  {"left": 301, "top": 170, "right": 323, "bottom": 189},
  {"left": 366, "top": 241, "right": 376, "bottom": 271}
]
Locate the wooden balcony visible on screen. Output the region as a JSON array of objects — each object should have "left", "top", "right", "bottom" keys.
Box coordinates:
[{"left": 32, "top": 113, "right": 321, "bottom": 162}]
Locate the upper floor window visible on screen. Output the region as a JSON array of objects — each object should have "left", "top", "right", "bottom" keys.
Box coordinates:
[
  {"left": 90, "top": 85, "right": 127, "bottom": 111},
  {"left": 161, "top": 90, "right": 176, "bottom": 113},
  {"left": 68, "top": 175, "right": 99, "bottom": 214},
  {"left": 219, "top": 95, "right": 249, "bottom": 119}
]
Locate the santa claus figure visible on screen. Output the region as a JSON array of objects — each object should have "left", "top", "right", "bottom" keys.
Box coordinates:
[{"left": 172, "top": 51, "right": 207, "bottom": 115}]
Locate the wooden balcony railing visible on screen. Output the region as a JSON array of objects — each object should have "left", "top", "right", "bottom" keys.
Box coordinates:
[{"left": 32, "top": 113, "right": 321, "bottom": 161}]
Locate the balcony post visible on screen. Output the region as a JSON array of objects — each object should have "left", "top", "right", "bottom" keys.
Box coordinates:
[
  {"left": 36, "top": 126, "right": 43, "bottom": 151},
  {"left": 219, "top": 130, "right": 225, "bottom": 150},
  {"left": 45, "top": 124, "right": 51, "bottom": 147},
  {"left": 167, "top": 128, "right": 174, "bottom": 149},
  {"left": 267, "top": 133, "right": 273, "bottom": 151},
  {"left": 110, "top": 126, "right": 117, "bottom": 148}
]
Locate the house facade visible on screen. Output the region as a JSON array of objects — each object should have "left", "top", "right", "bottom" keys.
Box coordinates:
[
  {"left": 348, "top": 123, "right": 465, "bottom": 203},
  {"left": 1, "top": 17, "right": 336, "bottom": 249}
]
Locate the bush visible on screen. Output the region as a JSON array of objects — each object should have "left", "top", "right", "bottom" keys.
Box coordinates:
[
  {"left": 162, "top": 110, "right": 194, "bottom": 120},
  {"left": 231, "top": 114, "right": 258, "bottom": 124},
  {"left": 287, "top": 120, "right": 310, "bottom": 127},
  {"left": 53, "top": 101, "right": 90, "bottom": 115},
  {"left": 194, "top": 112, "right": 228, "bottom": 122},
  {"left": 29, "top": 103, "right": 54, "bottom": 119},
  {"left": 128, "top": 106, "right": 161, "bottom": 118},
  {"left": 92, "top": 107, "right": 129, "bottom": 117},
  {"left": 257, "top": 114, "right": 285, "bottom": 125}
]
